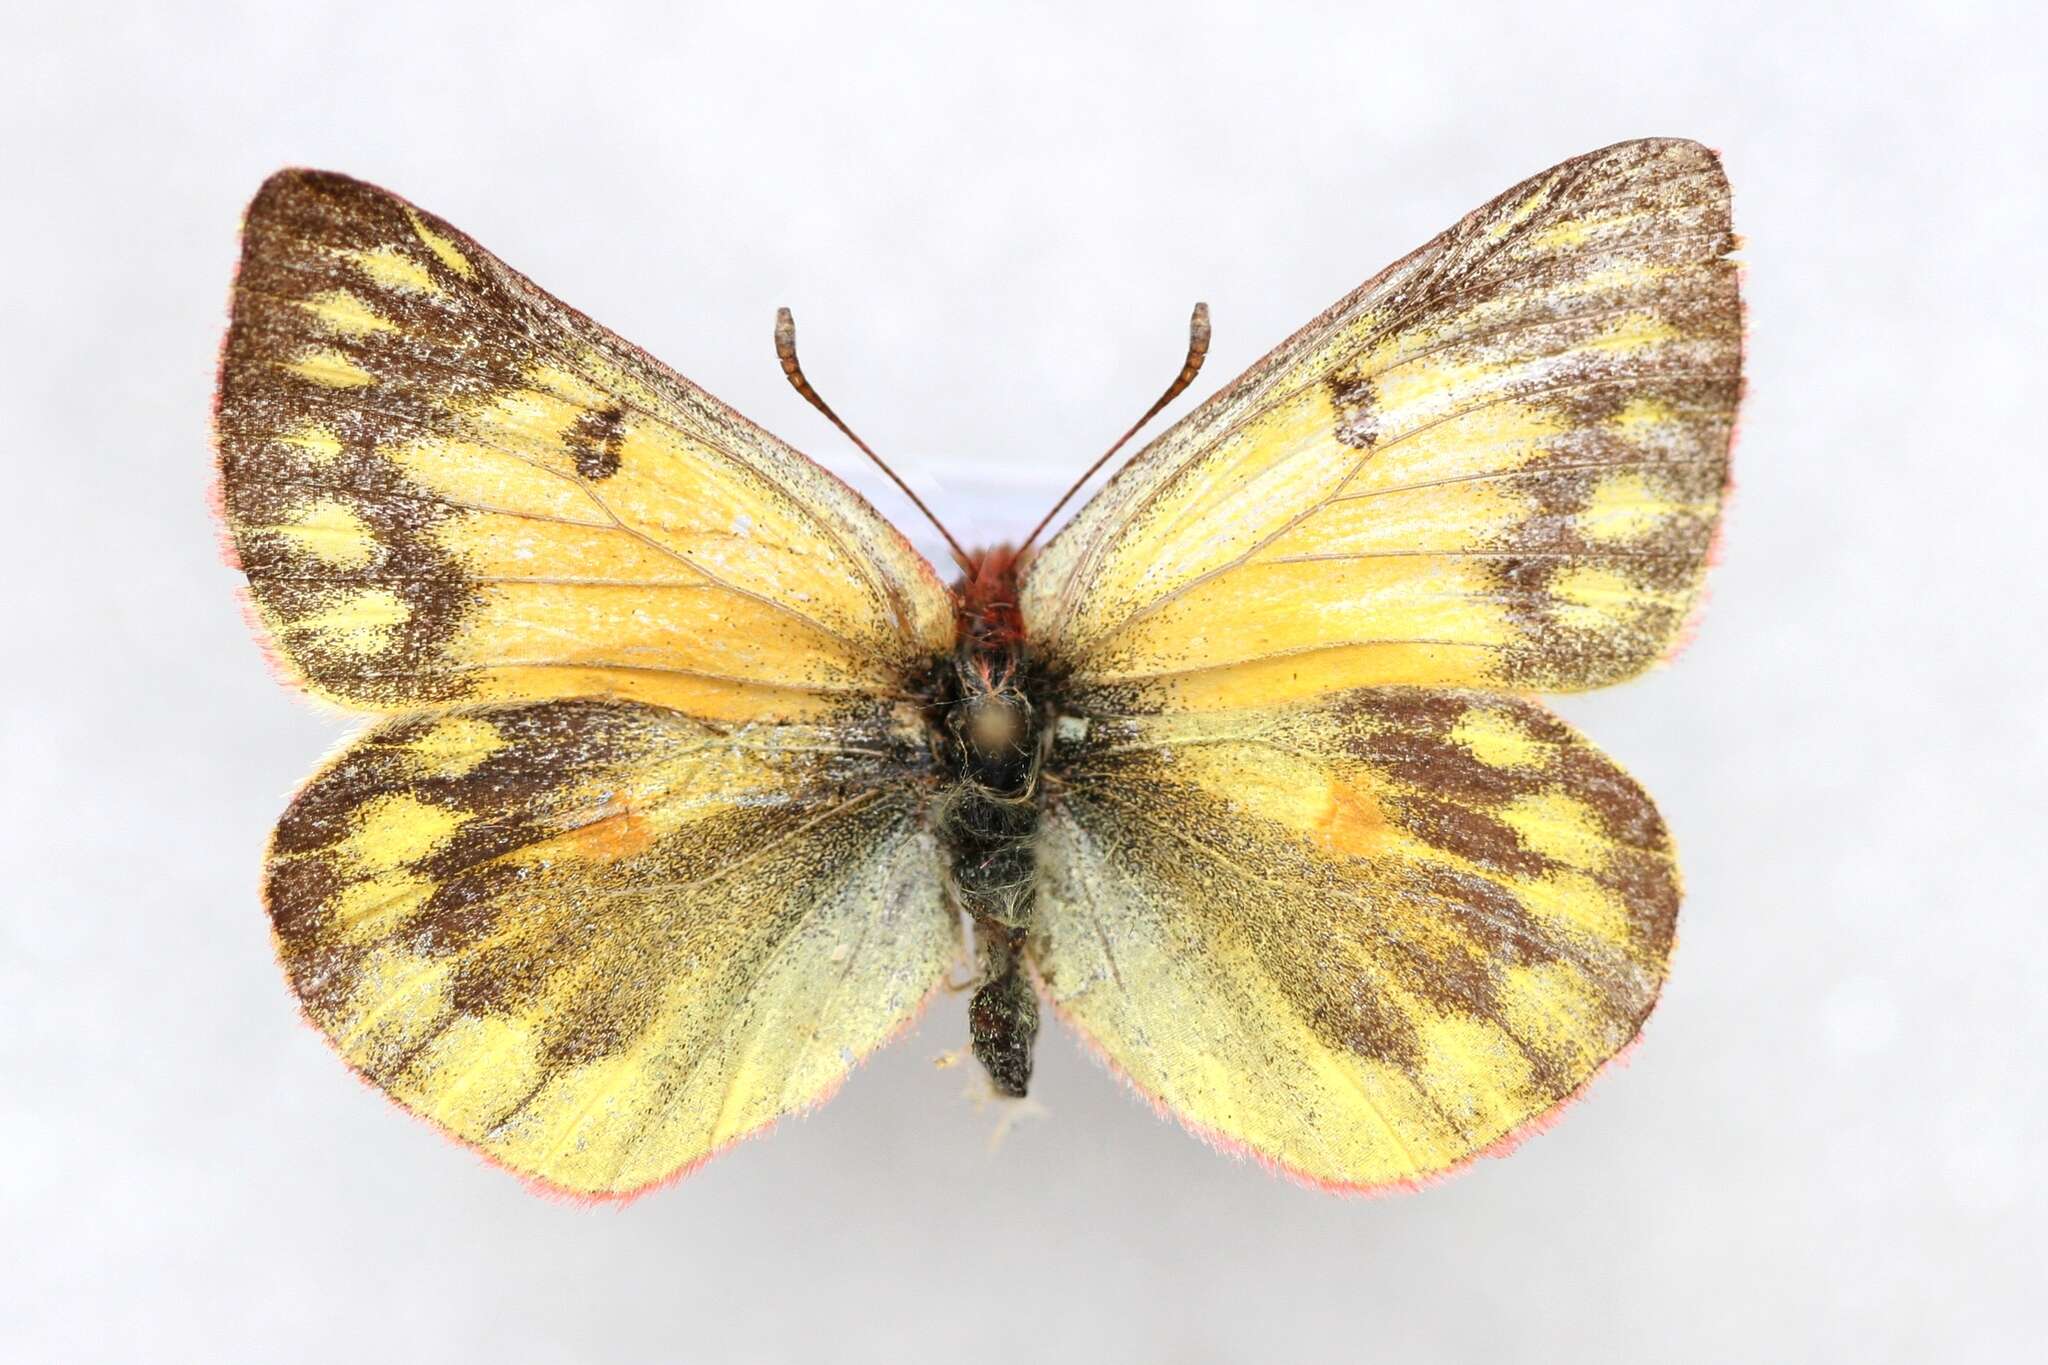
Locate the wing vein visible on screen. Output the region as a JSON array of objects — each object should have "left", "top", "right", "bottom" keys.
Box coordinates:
[
  {"left": 1329, "top": 456, "right": 1719, "bottom": 505},
  {"left": 348, "top": 658, "right": 904, "bottom": 698},
  {"left": 1082, "top": 366, "right": 1726, "bottom": 647}
]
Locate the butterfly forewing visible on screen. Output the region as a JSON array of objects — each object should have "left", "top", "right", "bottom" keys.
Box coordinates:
[
  {"left": 1020, "top": 137, "right": 1740, "bottom": 710},
  {"left": 216, "top": 170, "right": 953, "bottom": 723}
]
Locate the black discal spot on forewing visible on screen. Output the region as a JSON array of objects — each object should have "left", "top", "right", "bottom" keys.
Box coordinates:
[
  {"left": 1328, "top": 372, "right": 1381, "bottom": 449},
  {"left": 568, "top": 404, "right": 628, "bottom": 480}
]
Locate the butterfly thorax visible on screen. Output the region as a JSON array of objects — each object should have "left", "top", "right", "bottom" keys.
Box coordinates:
[{"left": 925, "top": 544, "right": 1049, "bottom": 1096}]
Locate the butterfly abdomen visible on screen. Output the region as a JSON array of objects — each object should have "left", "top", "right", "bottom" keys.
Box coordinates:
[{"left": 927, "top": 556, "right": 1050, "bottom": 1096}]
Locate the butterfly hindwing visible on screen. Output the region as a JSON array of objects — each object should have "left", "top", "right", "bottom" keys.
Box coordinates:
[
  {"left": 1031, "top": 690, "right": 1676, "bottom": 1190},
  {"left": 265, "top": 698, "right": 957, "bottom": 1198},
  {"left": 217, "top": 170, "right": 953, "bottom": 723},
  {"left": 1020, "top": 137, "right": 1740, "bottom": 710}
]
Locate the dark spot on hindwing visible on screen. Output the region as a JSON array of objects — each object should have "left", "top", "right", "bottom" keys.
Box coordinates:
[
  {"left": 413, "top": 865, "right": 519, "bottom": 962},
  {"left": 1385, "top": 794, "right": 1554, "bottom": 880}
]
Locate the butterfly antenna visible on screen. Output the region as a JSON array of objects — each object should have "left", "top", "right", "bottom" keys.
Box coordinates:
[
  {"left": 1015, "top": 301, "right": 1210, "bottom": 559},
  {"left": 775, "top": 307, "right": 972, "bottom": 573}
]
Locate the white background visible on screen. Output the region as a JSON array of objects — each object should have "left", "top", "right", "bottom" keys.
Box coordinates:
[{"left": 6, "top": 2, "right": 2042, "bottom": 1360}]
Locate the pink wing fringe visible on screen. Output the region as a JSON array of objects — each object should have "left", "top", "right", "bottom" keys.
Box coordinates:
[{"left": 1031, "top": 965, "right": 1659, "bottom": 1197}]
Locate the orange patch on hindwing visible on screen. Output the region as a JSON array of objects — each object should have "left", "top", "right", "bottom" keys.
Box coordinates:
[
  {"left": 1311, "top": 780, "right": 1393, "bottom": 859},
  {"left": 565, "top": 796, "right": 659, "bottom": 863}
]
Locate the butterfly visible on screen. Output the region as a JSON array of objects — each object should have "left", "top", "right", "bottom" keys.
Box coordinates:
[{"left": 213, "top": 137, "right": 1742, "bottom": 1200}]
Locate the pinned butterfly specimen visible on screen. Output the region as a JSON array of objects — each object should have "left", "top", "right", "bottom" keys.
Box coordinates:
[{"left": 213, "top": 137, "right": 1741, "bottom": 1199}]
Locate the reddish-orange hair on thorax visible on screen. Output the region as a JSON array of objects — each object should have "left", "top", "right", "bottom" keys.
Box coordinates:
[{"left": 955, "top": 543, "right": 1026, "bottom": 649}]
